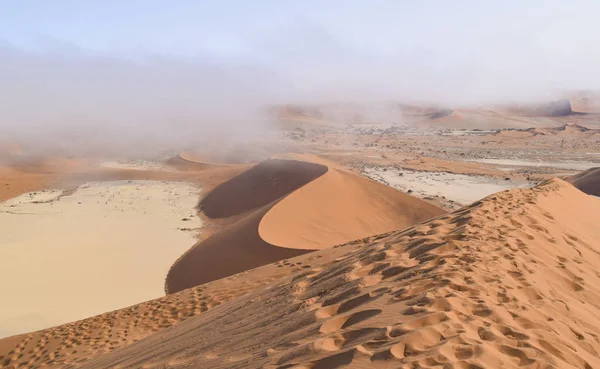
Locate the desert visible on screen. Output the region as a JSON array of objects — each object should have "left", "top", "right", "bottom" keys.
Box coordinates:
[{"left": 2, "top": 2, "right": 600, "bottom": 369}]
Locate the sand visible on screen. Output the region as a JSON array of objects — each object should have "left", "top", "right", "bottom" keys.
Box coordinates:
[
  {"left": 98, "top": 160, "right": 178, "bottom": 172},
  {"left": 259, "top": 167, "right": 444, "bottom": 249},
  {"left": 469, "top": 158, "right": 599, "bottom": 171},
  {"left": 7, "top": 179, "right": 597, "bottom": 368},
  {"left": 0, "top": 180, "right": 200, "bottom": 338},
  {"left": 199, "top": 159, "right": 328, "bottom": 218},
  {"left": 567, "top": 167, "right": 600, "bottom": 196},
  {"left": 0, "top": 165, "right": 57, "bottom": 202},
  {"left": 166, "top": 157, "right": 443, "bottom": 293},
  {"left": 362, "top": 166, "right": 532, "bottom": 207},
  {"left": 1, "top": 102, "right": 600, "bottom": 369}
]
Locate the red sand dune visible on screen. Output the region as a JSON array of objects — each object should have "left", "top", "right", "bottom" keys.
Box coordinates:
[
  {"left": 56, "top": 178, "right": 600, "bottom": 369},
  {"left": 567, "top": 167, "right": 600, "bottom": 196},
  {"left": 199, "top": 159, "right": 328, "bottom": 218},
  {"left": 259, "top": 165, "right": 444, "bottom": 249},
  {"left": 166, "top": 157, "right": 444, "bottom": 293}
]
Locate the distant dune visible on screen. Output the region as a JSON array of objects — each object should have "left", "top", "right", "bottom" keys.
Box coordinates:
[
  {"left": 503, "top": 99, "right": 574, "bottom": 117},
  {"left": 166, "top": 156, "right": 443, "bottom": 293},
  {"left": 7, "top": 179, "right": 598, "bottom": 368},
  {"left": 570, "top": 94, "right": 600, "bottom": 114},
  {"left": 275, "top": 100, "right": 589, "bottom": 130},
  {"left": 418, "top": 109, "right": 565, "bottom": 130},
  {"left": 567, "top": 167, "right": 600, "bottom": 196},
  {"left": 178, "top": 146, "right": 272, "bottom": 165},
  {"left": 494, "top": 123, "right": 600, "bottom": 139}
]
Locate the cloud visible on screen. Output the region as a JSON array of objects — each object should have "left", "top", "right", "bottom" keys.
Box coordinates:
[{"left": 2, "top": 5, "right": 600, "bottom": 156}]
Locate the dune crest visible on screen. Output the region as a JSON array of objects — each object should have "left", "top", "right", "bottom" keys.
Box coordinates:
[
  {"left": 166, "top": 157, "right": 442, "bottom": 293},
  {"left": 259, "top": 166, "right": 444, "bottom": 249},
  {"left": 199, "top": 159, "right": 328, "bottom": 218},
  {"left": 567, "top": 167, "right": 600, "bottom": 196},
  {"left": 71, "top": 179, "right": 600, "bottom": 369}
]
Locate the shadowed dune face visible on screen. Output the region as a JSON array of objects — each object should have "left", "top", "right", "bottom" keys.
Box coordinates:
[
  {"left": 199, "top": 159, "right": 328, "bottom": 218},
  {"left": 504, "top": 99, "right": 574, "bottom": 117},
  {"left": 165, "top": 159, "right": 329, "bottom": 294},
  {"left": 567, "top": 167, "right": 600, "bottom": 196},
  {"left": 570, "top": 94, "right": 600, "bottom": 114},
  {"left": 60, "top": 179, "right": 600, "bottom": 369},
  {"left": 165, "top": 203, "right": 312, "bottom": 294}
]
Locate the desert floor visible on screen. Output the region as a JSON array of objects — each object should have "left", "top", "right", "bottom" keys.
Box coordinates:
[{"left": 0, "top": 180, "right": 200, "bottom": 338}]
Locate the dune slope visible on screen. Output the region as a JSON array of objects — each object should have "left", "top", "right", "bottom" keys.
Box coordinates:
[
  {"left": 0, "top": 253, "right": 325, "bottom": 369},
  {"left": 165, "top": 159, "right": 329, "bottom": 293},
  {"left": 199, "top": 159, "right": 328, "bottom": 218},
  {"left": 567, "top": 167, "right": 600, "bottom": 196},
  {"left": 166, "top": 157, "right": 443, "bottom": 293},
  {"left": 259, "top": 167, "right": 445, "bottom": 249},
  {"left": 76, "top": 179, "right": 600, "bottom": 369},
  {"left": 165, "top": 202, "right": 312, "bottom": 293}
]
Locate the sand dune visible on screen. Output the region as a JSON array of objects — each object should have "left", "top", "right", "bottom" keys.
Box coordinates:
[
  {"left": 0, "top": 249, "right": 322, "bottom": 369},
  {"left": 418, "top": 109, "right": 568, "bottom": 130},
  {"left": 491, "top": 124, "right": 599, "bottom": 138},
  {"left": 259, "top": 166, "right": 444, "bottom": 249},
  {"left": 166, "top": 157, "right": 441, "bottom": 293},
  {"left": 570, "top": 95, "right": 600, "bottom": 114},
  {"left": 165, "top": 201, "right": 313, "bottom": 293},
  {"left": 165, "top": 159, "right": 329, "bottom": 293},
  {"left": 178, "top": 143, "right": 277, "bottom": 166},
  {"left": 567, "top": 167, "right": 600, "bottom": 196},
  {"left": 199, "top": 159, "right": 328, "bottom": 218},
  {"left": 4, "top": 152, "right": 600, "bottom": 368},
  {"left": 503, "top": 99, "right": 575, "bottom": 117},
  {"left": 21, "top": 178, "right": 594, "bottom": 369}
]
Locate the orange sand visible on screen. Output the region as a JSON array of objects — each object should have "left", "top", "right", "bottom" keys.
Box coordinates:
[
  {"left": 259, "top": 166, "right": 444, "bottom": 249},
  {"left": 166, "top": 157, "right": 442, "bottom": 293},
  {"left": 3, "top": 179, "right": 599, "bottom": 368}
]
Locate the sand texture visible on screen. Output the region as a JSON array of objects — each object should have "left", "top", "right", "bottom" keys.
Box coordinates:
[
  {"left": 2, "top": 179, "right": 600, "bottom": 368},
  {"left": 166, "top": 158, "right": 443, "bottom": 293}
]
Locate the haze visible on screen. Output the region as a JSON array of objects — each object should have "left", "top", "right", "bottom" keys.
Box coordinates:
[{"left": 2, "top": 0, "right": 600, "bottom": 155}]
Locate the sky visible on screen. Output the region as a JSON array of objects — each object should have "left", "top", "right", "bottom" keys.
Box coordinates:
[{"left": 1, "top": 1, "right": 600, "bottom": 155}]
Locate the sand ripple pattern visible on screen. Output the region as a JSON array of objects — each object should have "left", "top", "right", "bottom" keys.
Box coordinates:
[{"left": 2, "top": 178, "right": 600, "bottom": 369}]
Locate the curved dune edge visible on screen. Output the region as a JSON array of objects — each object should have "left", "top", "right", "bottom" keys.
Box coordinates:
[
  {"left": 176, "top": 151, "right": 248, "bottom": 167},
  {"left": 167, "top": 155, "right": 444, "bottom": 293},
  {"left": 258, "top": 166, "right": 445, "bottom": 250},
  {"left": 566, "top": 167, "right": 600, "bottom": 196},
  {"left": 165, "top": 159, "right": 330, "bottom": 294},
  {"left": 22, "top": 178, "right": 596, "bottom": 369},
  {"left": 198, "top": 159, "right": 328, "bottom": 219},
  {"left": 165, "top": 202, "right": 313, "bottom": 294}
]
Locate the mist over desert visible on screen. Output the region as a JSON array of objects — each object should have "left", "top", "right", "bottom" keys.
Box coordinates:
[{"left": 1, "top": 2, "right": 600, "bottom": 369}]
